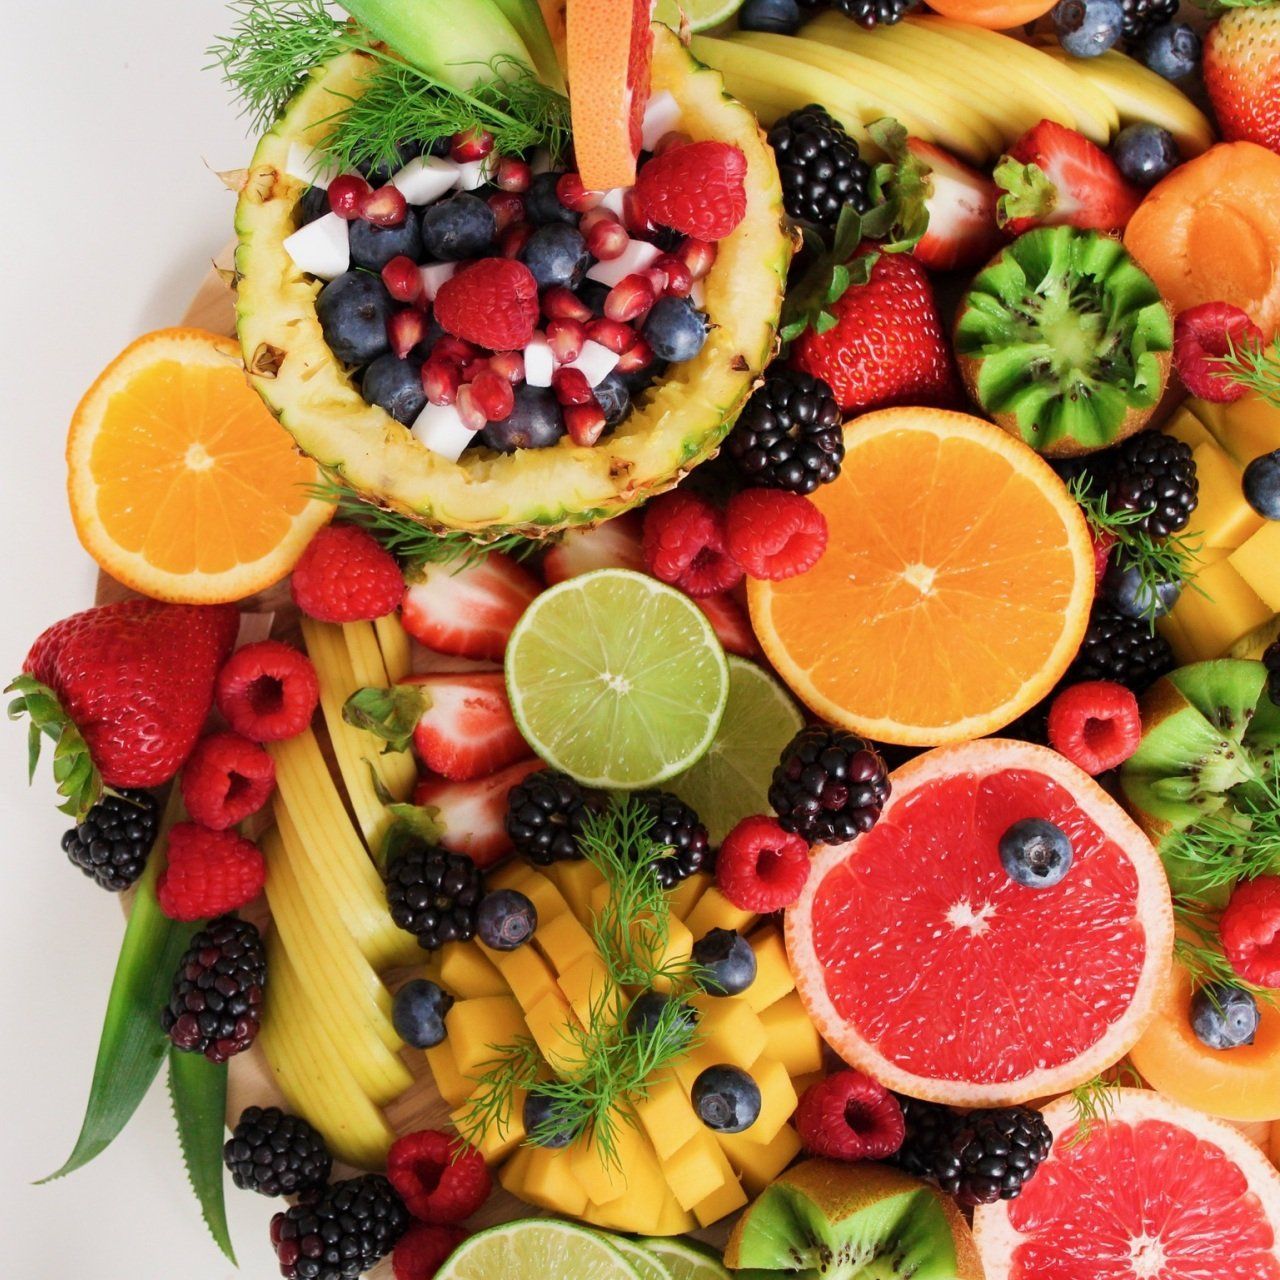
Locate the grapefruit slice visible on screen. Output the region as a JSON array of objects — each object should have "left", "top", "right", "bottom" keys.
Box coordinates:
[
  {"left": 974, "top": 1090, "right": 1280, "bottom": 1280},
  {"left": 566, "top": 0, "right": 652, "bottom": 189},
  {"left": 786, "top": 738, "right": 1174, "bottom": 1106}
]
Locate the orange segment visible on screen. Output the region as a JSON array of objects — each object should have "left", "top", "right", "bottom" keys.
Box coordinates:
[
  {"left": 749, "top": 407, "right": 1094, "bottom": 745},
  {"left": 67, "top": 328, "right": 331, "bottom": 603}
]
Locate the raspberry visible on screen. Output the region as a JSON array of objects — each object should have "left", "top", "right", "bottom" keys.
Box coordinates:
[
  {"left": 386, "top": 1130, "right": 491, "bottom": 1224},
  {"left": 291, "top": 524, "right": 404, "bottom": 623},
  {"left": 1173, "top": 302, "right": 1264, "bottom": 404},
  {"left": 717, "top": 814, "right": 811, "bottom": 912},
  {"left": 635, "top": 141, "right": 748, "bottom": 240},
  {"left": 434, "top": 258, "right": 540, "bottom": 351},
  {"left": 393, "top": 1224, "right": 468, "bottom": 1280},
  {"left": 725, "top": 489, "right": 829, "bottom": 581},
  {"left": 180, "top": 731, "right": 275, "bottom": 830},
  {"left": 1090, "top": 527, "right": 1116, "bottom": 588},
  {"left": 1047, "top": 681, "right": 1142, "bottom": 775},
  {"left": 215, "top": 640, "right": 319, "bottom": 742},
  {"left": 642, "top": 490, "right": 743, "bottom": 598},
  {"left": 156, "top": 822, "right": 266, "bottom": 921},
  {"left": 1220, "top": 876, "right": 1280, "bottom": 988},
  {"left": 795, "top": 1070, "right": 906, "bottom": 1162}
]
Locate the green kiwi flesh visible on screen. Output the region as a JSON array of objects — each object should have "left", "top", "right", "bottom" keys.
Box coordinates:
[{"left": 954, "top": 226, "right": 1173, "bottom": 457}]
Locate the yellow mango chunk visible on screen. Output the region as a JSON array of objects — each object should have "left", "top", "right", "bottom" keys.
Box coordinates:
[
  {"left": 567, "top": 1118, "right": 661, "bottom": 1206},
  {"left": 487, "top": 864, "right": 570, "bottom": 926},
  {"left": 523, "top": 989, "right": 584, "bottom": 1074},
  {"left": 534, "top": 910, "right": 597, "bottom": 975},
  {"left": 1230, "top": 523, "right": 1280, "bottom": 611},
  {"left": 1190, "top": 443, "right": 1264, "bottom": 549},
  {"left": 646, "top": 914, "right": 694, "bottom": 993},
  {"left": 690, "top": 1140, "right": 748, "bottom": 1227},
  {"left": 487, "top": 943, "right": 559, "bottom": 1013},
  {"left": 717, "top": 1123, "right": 803, "bottom": 1196},
  {"left": 501, "top": 1146, "right": 590, "bottom": 1218},
  {"left": 544, "top": 859, "right": 607, "bottom": 928},
  {"left": 749, "top": 1055, "right": 799, "bottom": 1145},
  {"left": 677, "top": 999, "right": 768, "bottom": 1083},
  {"left": 743, "top": 927, "right": 794, "bottom": 1012},
  {"left": 1168, "top": 558, "right": 1272, "bottom": 659},
  {"left": 761, "top": 992, "right": 825, "bottom": 1077},
  {"left": 1156, "top": 609, "right": 1197, "bottom": 666},
  {"left": 424, "top": 1040, "right": 472, "bottom": 1108},
  {"left": 557, "top": 949, "right": 617, "bottom": 1025},
  {"left": 452, "top": 1087, "right": 525, "bottom": 1163},
  {"left": 636, "top": 1070, "right": 702, "bottom": 1161},
  {"left": 1194, "top": 392, "right": 1280, "bottom": 465},
  {"left": 685, "top": 887, "right": 757, "bottom": 938},
  {"left": 661, "top": 1129, "right": 731, "bottom": 1210},
  {"left": 446, "top": 996, "right": 527, "bottom": 1077},
  {"left": 436, "top": 943, "right": 508, "bottom": 999},
  {"left": 668, "top": 872, "right": 712, "bottom": 923},
  {"left": 1165, "top": 405, "right": 1215, "bottom": 452}
]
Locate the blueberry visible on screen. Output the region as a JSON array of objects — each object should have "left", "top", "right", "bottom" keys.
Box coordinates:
[
  {"left": 1104, "top": 561, "right": 1181, "bottom": 620},
  {"left": 348, "top": 214, "right": 423, "bottom": 271},
  {"left": 1051, "top": 0, "right": 1123, "bottom": 58},
  {"left": 626, "top": 991, "right": 697, "bottom": 1038},
  {"left": 1138, "top": 22, "right": 1201, "bottom": 81},
  {"left": 692, "top": 928, "right": 758, "bottom": 997},
  {"left": 642, "top": 297, "right": 708, "bottom": 363},
  {"left": 523, "top": 1089, "right": 580, "bottom": 1148},
  {"left": 420, "top": 193, "right": 496, "bottom": 261},
  {"left": 577, "top": 281, "right": 611, "bottom": 316},
  {"left": 1191, "top": 983, "right": 1260, "bottom": 1051},
  {"left": 620, "top": 359, "right": 667, "bottom": 396},
  {"left": 692, "top": 1065, "right": 762, "bottom": 1133},
  {"left": 479, "top": 385, "right": 565, "bottom": 452},
  {"left": 361, "top": 353, "right": 427, "bottom": 424},
  {"left": 1109, "top": 123, "right": 1181, "bottom": 189},
  {"left": 391, "top": 979, "right": 453, "bottom": 1049},
  {"left": 738, "top": 0, "right": 803, "bottom": 33},
  {"left": 1244, "top": 450, "right": 1280, "bottom": 520},
  {"left": 593, "top": 372, "right": 631, "bottom": 428},
  {"left": 520, "top": 223, "right": 590, "bottom": 289},
  {"left": 475, "top": 889, "right": 537, "bottom": 951},
  {"left": 316, "top": 271, "right": 395, "bottom": 365},
  {"left": 298, "top": 184, "right": 329, "bottom": 226},
  {"left": 525, "top": 171, "right": 577, "bottom": 225},
  {"left": 999, "top": 818, "right": 1073, "bottom": 888}
]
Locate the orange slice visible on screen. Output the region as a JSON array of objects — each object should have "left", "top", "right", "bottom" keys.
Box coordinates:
[
  {"left": 67, "top": 328, "right": 331, "bottom": 603},
  {"left": 749, "top": 407, "right": 1094, "bottom": 745}
]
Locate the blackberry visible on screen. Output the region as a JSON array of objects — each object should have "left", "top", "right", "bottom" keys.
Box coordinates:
[
  {"left": 894, "top": 1097, "right": 1053, "bottom": 1206},
  {"left": 766, "top": 105, "right": 872, "bottom": 232},
  {"left": 1265, "top": 641, "right": 1280, "bottom": 706},
  {"left": 61, "top": 788, "right": 158, "bottom": 892},
  {"left": 1105, "top": 430, "right": 1198, "bottom": 539},
  {"left": 506, "top": 770, "right": 600, "bottom": 864},
  {"left": 385, "top": 842, "right": 484, "bottom": 950},
  {"left": 724, "top": 370, "right": 844, "bottom": 495},
  {"left": 224, "top": 1106, "right": 332, "bottom": 1198},
  {"left": 769, "top": 725, "right": 891, "bottom": 845},
  {"left": 634, "top": 790, "right": 711, "bottom": 888},
  {"left": 831, "top": 0, "right": 918, "bottom": 27},
  {"left": 270, "top": 1174, "right": 409, "bottom": 1280},
  {"left": 1068, "top": 602, "right": 1175, "bottom": 693},
  {"left": 1121, "top": 0, "right": 1178, "bottom": 41},
  {"left": 162, "top": 915, "right": 266, "bottom": 1062}
]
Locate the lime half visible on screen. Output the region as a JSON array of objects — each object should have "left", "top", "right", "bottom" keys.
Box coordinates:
[
  {"left": 653, "top": 0, "right": 744, "bottom": 33},
  {"left": 611, "top": 1236, "right": 672, "bottom": 1280},
  {"left": 505, "top": 569, "right": 729, "bottom": 788},
  {"left": 436, "top": 1219, "right": 642, "bottom": 1280},
  {"left": 669, "top": 654, "right": 804, "bottom": 843},
  {"left": 638, "top": 1237, "right": 731, "bottom": 1280}
]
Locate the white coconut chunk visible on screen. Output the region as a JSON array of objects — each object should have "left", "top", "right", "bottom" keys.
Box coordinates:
[
  {"left": 411, "top": 402, "right": 479, "bottom": 462},
  {"left": 392, "top": 156, "right": 461, "bottom": 205},
  {"left": 641, "top": 91, "right": 682, "bottom": 152},
  {"left": 283, "top": 212, "right": 349, "bottom": 280},
  {"left": 569, "top": 340, "right": 621, "bottom": 387},
  {"left": 523, "top": 335, "right": 555, "bottom": 388},
  {"left": 599, "top": 188, "right": 627, "bottom": 220},
  {"left": 454, "top": 159, "right": 490, "bottom": 191},
  {"left": 586, "top": 238, "right": 662, "bottom": 287},
  {"left": 691, "top": 279, "right": 706, "bottom": 309},
  {"left": 530, "top": 149, "right": 555, "bottom": 176},
  {"left": 285, "top": 142, "right": 339, "bottom": 189},
  {"left": 419, "top": 262, "right": 459, "bottom": 301}
]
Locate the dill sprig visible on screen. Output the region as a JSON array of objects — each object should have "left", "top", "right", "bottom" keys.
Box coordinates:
[
  {"left": 1165, "top": 775, "right": 1280, "bottom": 896},
  {"left": 1065, "top": 1064, "right": 1143, "bottom": 1149},
  {"left": 453, "top": 1038, "right": 542, "bottom": 1149},
  {"left": 1213, "top": 331, "right": 1280, "bottom": 409},
  {"left": 1173, "top": 900, "right": 1280, "bottom": 1009}
]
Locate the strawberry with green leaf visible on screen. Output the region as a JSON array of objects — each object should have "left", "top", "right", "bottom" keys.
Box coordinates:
[{"left": 1205, "top": 0, "right": 1280, "bottom": 152}]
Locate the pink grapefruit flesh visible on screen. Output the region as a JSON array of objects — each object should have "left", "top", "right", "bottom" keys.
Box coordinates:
[{"left": 785, "top": 739, "right": 1174, "bottom": 1105}]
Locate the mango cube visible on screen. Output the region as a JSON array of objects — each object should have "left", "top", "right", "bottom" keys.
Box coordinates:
[
  {"left": 446, "top": 996, "right": 527, "bottom": 1077},
  {"left": 437, "top": 943, "right": 507, "bottom": 998},
  {"left": 523, "top": 989, "right": 584, "bottom": 1074},
  {"left": 661, "top": 1129, "right": 731, "bottom": 1210},
  {"left": 1230, "top": 523, "right": 1280, "bottom": 611},
  {"left": 1167, "top": 558, "right": 1272, "bottom": 658},
  {"left": 716, "top": 1123, "right": 803, "bottom": 1196},
  {"left": 533, "top": 910, "right": 597, "bottom": 975},
  {"left": 667, "top": 872, "right": 710, "bottom": 923},
  {"left": 677, "top": 998, "right": 768, "bottom": 1081},
  {"left": 636, "top": 1070, "right": 702, "bottom": 1161},
  {"left": 544, "top": 859, "right": 607, "bottom": 928},
  {"left": 488, "top": 943, "right": 559, "bottom": 1013},
  {"left": 690, "top": 1140, "right": 747, "bottom": 1227},
  {"left": 743, "top": 927, "right": 794, "bottom": 1012},
  {"left": 487, "top": 863, "right": 570, "bottom": 926},
  {"left": 645, "top": 914, "right": 694, "bottom": 992},
  {"left": 556, "top": 949, "right": 616, "bottom": 1025},
  {"left": 424, "top": 1040, "right": 472, "bottom": 1107},
  {"left": 1190, "top": 443, "right": 1265, "bottom": 550},
  {"left": 452, "top": 1086, "right": 525, "bottom": 1162},
  {"left": 684, "top": 887, "right": 756, "bottom": 938},
  {"left": 1165, "top": 405, "right": 1215, "bottom": 452},
  {"left": 760, "top": 992, "right": 825, "bottom": 1077},
  {"left": 747, "top": 1055, "right": 799, "bottom": 1145},
  {"left": 501, "top": 1146, "right": 589, "bottom": 1217},
  {"left": 1194, "top": 392, "right": 1280, "bottom": 466},
  {"left": 567, "top": 1118, "right": 660, "bottom": 1206}
]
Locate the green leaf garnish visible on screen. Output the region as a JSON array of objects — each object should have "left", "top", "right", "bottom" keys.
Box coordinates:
[
  {"left": 1065, "top": 1063, "right": 1143, "bottom": 1149},
  {"left": 6, "top": 674, "right": 103, "bottom": 820},
  {"left": 168, "top": 1048, "right": 236, "bottom": 1264},
  {"left": 343, "top": 683, "right": 431, "bottom": 754}
]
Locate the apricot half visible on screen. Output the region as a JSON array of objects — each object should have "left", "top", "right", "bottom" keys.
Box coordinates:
[{"left": 923, "top": 0, "right": 1058, "bottom": 27}]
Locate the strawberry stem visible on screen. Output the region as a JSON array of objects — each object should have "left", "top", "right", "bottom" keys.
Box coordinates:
[{"left": 5, "top": 673, "right": 103, "bottom": 820}]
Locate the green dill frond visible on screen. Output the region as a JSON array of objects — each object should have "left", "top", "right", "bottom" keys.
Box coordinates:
[
  {"left": 1173, "top": 900, "right": 1280, "bottom": 1008},
  {"left": 1213, "top": 331, "right": 1280, "bottom": 409},
  {"left": 1065, "top": 1064, "right": 1143, "bottom": 1149},
  {"left": 1165, "top": 776, "right": 1280, "bottom": 895},
  {"left": 453, "top": 1037, "right": 541, "bottom": 1150}
]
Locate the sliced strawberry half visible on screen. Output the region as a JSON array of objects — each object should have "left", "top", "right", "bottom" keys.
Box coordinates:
[
  {"left": 414, "top": 758, "right": 544, "bottom": 868},
  {"left": 695, "top": 592, "right": 759, "bottom": 658},
  {"left": 401, "top": 554, "right": 540, "bottom": 661},
  {"left": 542, "top": 512, "right": 646, "bottom": 584}
]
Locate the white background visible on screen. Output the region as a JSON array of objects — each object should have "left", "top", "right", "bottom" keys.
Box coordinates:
[{"left": 2, "top": 0, "right": 286, "bottom": 1273}]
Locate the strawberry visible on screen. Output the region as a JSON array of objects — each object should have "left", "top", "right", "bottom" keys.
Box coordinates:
[
  {"left": 542, "top": 512, "right": 645, "bottom": 584},
  {"left": 400, "top": 554, "right": 540, "bottom": 661},
  {"left": 634, "top": 141, "right": 748, "bottom": 241},
  {"left": 995, "top": 120, "right": 1142, "bottom": 235},
  {"left": 694, "top": 592, "right": 759, "bottom": 658},
  {"left": 1205, "top": 6, "right": 1280, "bottom": 152},
  {"left": 433, "top": 258, "right": 540, "bottom": 351},
  {"left": 413, "top": 759, "right": 544, "bottom": 867},
  {"left": 10, "top": 600, "right": 239, "bottom": 818}
]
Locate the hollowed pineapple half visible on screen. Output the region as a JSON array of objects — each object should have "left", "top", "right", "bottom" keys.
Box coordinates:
[{"left": 234, "top": 24, "right": 791, "bottom": 537}]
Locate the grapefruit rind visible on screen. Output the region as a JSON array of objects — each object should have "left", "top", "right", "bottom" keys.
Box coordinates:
[{"left": 785, "top": 739, "right": 1174, "bottom": 1106}]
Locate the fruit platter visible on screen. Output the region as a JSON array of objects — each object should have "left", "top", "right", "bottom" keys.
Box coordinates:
[{"left": 17, "top": 0, "right": 1280, "bottom": 1275}]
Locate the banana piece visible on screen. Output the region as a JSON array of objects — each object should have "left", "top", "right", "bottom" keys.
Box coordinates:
[
  {"left": 344, "top": 620, "right": 419, "bottom": 797},
  {"left": 374, "top": 612, "right": 414, "bottom": 682}
]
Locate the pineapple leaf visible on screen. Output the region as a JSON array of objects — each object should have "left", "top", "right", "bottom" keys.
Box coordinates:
[{"left": 167, "top": 1048, "right": 236, "bottom": 1264}]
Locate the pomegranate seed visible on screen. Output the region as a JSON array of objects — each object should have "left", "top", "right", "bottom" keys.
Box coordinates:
[
  {"left": 388, "top": 309, "right": 429, "bottom": 359},
  {"left": 422, "top": 357, "right": 462, "bottom": 406},
  {"left": 556, "top": 173, "right": 604, "bottom": 213},
  {"left": 327, "top": 174, "right": 371, "bottom": 220},
  {"left": 547, "top": 319, "right": 586, "bottom": 364},
  {"left": 553, "top": 366, "right": 594, "bottom": 406},
  {"left": 616, "top": 337, "right": 655, "bottom": 374},
  {"left": 564, "top": 401, "right": 607, "bottom": 446},
  {"left": 677, "top": 237, "right": 717, "bottom": 281},
  {"left": 461, "top": 356, "right": 490, "bottom": 382},
  {"left": 578, "top": 208, "right": 616, "bottom": 235},
  {"left": 586, "top": 318, "right": 636, "bottom": 354},
  {"left": 470, "top": 369, "right": 516, "bottom": 421},
  {"left": 653, "top": 130, "right": 693, "bottom": 155},
  {"left": 488, "top": 351, "right": 526, "bottom": 384},
  {"left": 650, "top": 254, "right": 694, "bottom": 297},
  {"left": 450, "top": 128, "right": 494, "bottom": 162},
  {"left": 434, "top": 335, "right": 477, "bottom": 364},
  {"left": 487, "top": 191, "right": 526, "bottom": 234},
  {"left": 500, "top": 224, "right": 533, "bottom": 259},
  {"left": 360, "top": 184, "right": 408, "bottom": 227},
  {"left": 586, "top": 217, "right": 629, "bottom": 261},
  {"left": 455, "top": 384, "right": 489, "bottom": 431},
  {"left": 494, "top": 156, "right": 532, "bottom": 192},
  {"left": 622, "top": 188, "right": 653, "bottom": 236},
  {"left": 381, "top": 255, "right": 425, "bottom": 304},
  {"left": 605, "top": 274, "right": 656, "bottom": 323},
  {"left": 543, "top": 287, "right": 593, "bottom": 323}
]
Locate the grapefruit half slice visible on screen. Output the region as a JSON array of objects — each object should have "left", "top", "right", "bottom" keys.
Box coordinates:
[
  {"left": 974, "top": 1089, "right": 1280, "bottom": 1280},
  {"left": 786, "top": 738, "right": 1174, "bottom": 1106}
]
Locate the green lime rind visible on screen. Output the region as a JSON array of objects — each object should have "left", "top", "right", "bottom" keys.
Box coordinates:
[
  {"left": 612, "top": 1236, "right": 674, "bottom": 1280},
  {"left": 435, "top": 1217, "right": 644, "bottom": 1280},
  {"left": 168, "top": 1047, "right": 235, "bottom": 1264},
  {"left": 654, "top": 0, "right": 745, "bottom": 33},
  {"left": 669, "top": 655, "right": 804, "bottom": 844},
  {"left": 505, "top": 569, "right": 729, "bottom": 789},
  {"left": 638, "top": 1236, "right": 731, "bottom": 1280}
]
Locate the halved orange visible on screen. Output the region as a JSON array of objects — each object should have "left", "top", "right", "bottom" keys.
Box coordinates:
[
  {"left": 67, "top": 328, "right": 331, "bottom": 604},
  {"left": 749, "top": 407, "right": 1094, "bottom": 745}
]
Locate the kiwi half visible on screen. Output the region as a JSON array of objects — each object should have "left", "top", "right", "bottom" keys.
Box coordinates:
[
  {"left": 725, "top": 1160, "right": 983, "bottom": 1280},
  {"left": 954, "top": 226, "right": 1173, "bottom": 458},
  {"left": 1121, "top": 658, "right": 1280, "bottom": 903}
]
